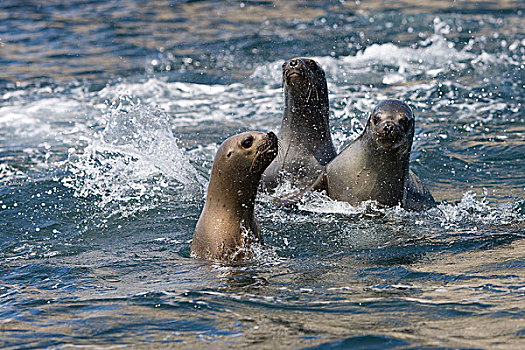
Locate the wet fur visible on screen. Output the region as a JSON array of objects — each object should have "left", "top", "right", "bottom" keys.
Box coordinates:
[
  {"left": 311, "top": 100, "right": 435, "bottom": 211},
  {"left": 191, "top": 131, "right": 278, "bottom": 261},
  {"left": 262, "top": 57, "right": 336, "bottom": 191}
]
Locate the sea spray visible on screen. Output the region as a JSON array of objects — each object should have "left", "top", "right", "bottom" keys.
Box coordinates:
[{"left": 63, "top": 96, "right": 203, "bottom": 218}]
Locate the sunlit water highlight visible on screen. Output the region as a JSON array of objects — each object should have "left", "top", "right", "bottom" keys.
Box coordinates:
[{"left": 1, "top": 1, "right": 524, "bottom": 348}]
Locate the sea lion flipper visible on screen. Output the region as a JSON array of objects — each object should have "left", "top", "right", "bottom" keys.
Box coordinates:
[
  {"left": 310, "top": 169, "right": 328, "bottom": 193},
  {"left": 403, "top": 170, "right": 436, "bottom": 211}
]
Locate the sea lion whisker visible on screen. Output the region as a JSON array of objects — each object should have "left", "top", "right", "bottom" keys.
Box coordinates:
[
  {"left": 279, "top": 141, "right": 293, "bottom": 174},
  {"left": 250, "top": 151, "right": 259, "bottom": 173},
  {"left": 306, "top": 70, "right": 320, "bottom": 102},
  {"left": 306, "top": 84, "right": 313, "bottom": 103},
  {"left": 313, "top": 82, "right": 319, "bottom": 101},
  {"left": 272, "top": 139, "right": 286, "bottom": 166},
  {"left": 276, "top": 139, "right": 284, "bottom": 159},
  {"left": 250, "top": 141, "right": 275, "bottom": 173},
  {"left": 303, "top": 71, "right": 313, "bottom": 103}
]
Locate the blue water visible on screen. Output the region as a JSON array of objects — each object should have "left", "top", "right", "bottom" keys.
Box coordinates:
[{"left": 1, "top": 0, "right": 524, "bottom": 348}]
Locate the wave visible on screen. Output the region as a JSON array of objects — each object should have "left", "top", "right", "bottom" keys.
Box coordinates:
[
  {"left": 261, "top": 189, "right": 524, "bottom": 228},
  {"left": 62, "top": 96, "right": 204, "bottom": 218}
]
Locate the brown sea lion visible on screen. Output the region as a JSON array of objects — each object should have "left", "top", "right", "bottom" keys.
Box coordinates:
[
  {"left": 262, "top": 57, "right": 336, "bottom": 191},
  {"left": 311, "top": 100, "right": 435, "bottom": 211},
  {"left": 191, "top": 131, "right": 278, "bottom": 261}
]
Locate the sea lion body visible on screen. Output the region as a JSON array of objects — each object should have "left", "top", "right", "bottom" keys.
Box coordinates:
[
  {"left": 191, "top": 131, "right": 278, "bottom": 261},
  {"left": 262, "top": 57, "right": 336, "bottom": 191},
  {"left": 312, "top": 100, "right": 435, "bottom": 210}
]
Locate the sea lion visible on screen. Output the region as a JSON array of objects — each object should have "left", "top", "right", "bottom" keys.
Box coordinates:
[
  {"left": 191, "top": 131, "right": 278, "bottom": 261},
  {"left": 262, "top": 57, "right": 336, "bottom": 191},
  {"left": 310, "top": 100, "right": 435, "bottom": 211}
]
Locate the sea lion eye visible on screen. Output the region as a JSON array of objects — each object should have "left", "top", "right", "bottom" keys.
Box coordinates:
[
  {"left": 372, "top": 114, "right": 381, "bottom": 124},
  {"left": 241, "top": 136, "right": 254, "bottom": 149}
]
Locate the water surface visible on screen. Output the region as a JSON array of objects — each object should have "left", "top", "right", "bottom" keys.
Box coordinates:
[{"left": 1, "top": 0, "right": 524, "bottom": 348}]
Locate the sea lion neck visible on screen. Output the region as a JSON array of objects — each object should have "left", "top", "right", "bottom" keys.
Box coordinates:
[
  {"left": 284, "top": 81, "right": 329, "bottom": 117},
  {"left": 282, "top": 83, "right": 330, "bottom": 141},
  {"left": 206, "top": 166, "right": 259, "bottom": 218},
  {"left": 351, "top": 132, "right": 408, "bottom": 206}
]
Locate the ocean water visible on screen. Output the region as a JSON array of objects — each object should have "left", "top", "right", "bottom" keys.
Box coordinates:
[{"left": 1, "top": 0, "right": 524, "bottom": 348}]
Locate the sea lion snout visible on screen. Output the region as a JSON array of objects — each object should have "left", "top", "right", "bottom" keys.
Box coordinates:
[
  {"left": 283, "top": 57, "right": 320, "bottom": 85},
  {"left": 263, "top": 132, "right": 278, "bottom": 154},
  {"left": 283, "top": 60, "right": 305, "bottom": 82},
  {"left": 375, "top": 119, "right": 406, "bottom": 147},
  {"left": 249, "top": 131, "right": 279, "bottom": 174},
  {"left": 288, "top": 59, "right": 300, "bottom": 68},
  {"left": 283, "top": 58, "right": 304, "bottom": 72},
  {"left": 266, "top": 131, "right": 278, "bottom": 146},
  {"left": 381, "top": 121, "right": 396, "bottom": 133},
  {"left": 258, "top": 132, "right": 279, "bottom": 161},
  {"left": 376, "top": 120, "right": 400, "bottom": 139}
]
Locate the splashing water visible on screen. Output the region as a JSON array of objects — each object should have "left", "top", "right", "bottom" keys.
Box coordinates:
[{"left": 63, "top": 96, "right": 204, "bottom": 217}]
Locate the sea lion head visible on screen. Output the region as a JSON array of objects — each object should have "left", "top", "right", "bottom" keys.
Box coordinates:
[
  {"left": 282, "top": 57, "right": 328, "bottom": 105},
  {"left": 366, "top": 100, "right": 414, "bottom": 152},
  {"left": 214, "top": 131, "right": 278, "bottom": 186}
]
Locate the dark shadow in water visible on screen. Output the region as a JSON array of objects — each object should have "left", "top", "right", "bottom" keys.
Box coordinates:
[{"left": 306, "top": 335, "right": 408, "bottom": 350}]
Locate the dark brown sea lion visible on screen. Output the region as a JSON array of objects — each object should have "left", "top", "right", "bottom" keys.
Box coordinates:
[
  {"left": 262, "top": 57, "right": 336, "bottom": 191},
  {"left": 311, "top": 100, "right": 435, "bottom": 211},
  {"left": 191, "top": 131, "right": 278, "bottom": 261}
]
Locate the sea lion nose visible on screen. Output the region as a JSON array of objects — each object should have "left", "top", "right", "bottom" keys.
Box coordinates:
[
  {"left": 266, "top": 131, "right": 278, "bottom": 144},
  {"left": 289, "top": 59, "right": 300, "bottom": 68},
  {"left": 383, "top": 121, "right": 395, "bottom": 133}
]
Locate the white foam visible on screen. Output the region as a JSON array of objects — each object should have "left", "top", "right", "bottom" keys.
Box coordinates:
[
  {"left": 0, "top": 163, "right": 27, "bottom": 183},
  {"left": 267, "top": 189, "right": 523, "bottom": 228},
  {"left": 63, "top": 97, "right": 204, "bottom": 218},
  {"left": 97, "top": 78, "right": 282, "bottom": 128},
  {"left": 0, "top": 98, "right": 84, "bottom": 140},
  {"left": 436, "top": 191, "right": 523, "bottom": 227}
]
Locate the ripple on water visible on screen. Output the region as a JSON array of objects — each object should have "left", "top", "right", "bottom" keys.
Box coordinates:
[{"left": 1, "top": 1, "right": 524, "bottom": 348}]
